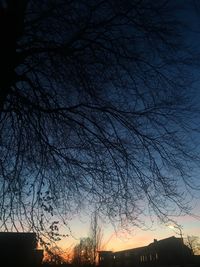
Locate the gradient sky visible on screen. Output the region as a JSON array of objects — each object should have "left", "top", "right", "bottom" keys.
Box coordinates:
[
  {"left": 55, "top": 197, "right": 200, "bottom": 257},
  {"left": 2, "top": 1, "right": 199, "bottom": 259},
  {"left": 52, "top": 1, "right": 200, "bottom": 257}
]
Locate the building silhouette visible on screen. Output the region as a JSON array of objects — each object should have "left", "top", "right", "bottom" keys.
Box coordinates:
[
  {"left": 0, "top": 232, "right": 43, "bottom": 267},
  {"left": 98, "top": 236, "right": 193, "bottom": 267}
]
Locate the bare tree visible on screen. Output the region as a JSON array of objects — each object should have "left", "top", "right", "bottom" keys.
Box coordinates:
[
  {"left": 45, "top": 246, "right": 66, "bottom": 265},
  {"left": 73, "top": 244, "right": 82, "bottom": 267},
  {"left": 0, "top": 0, "right": 199, "bottom": 236},
  {"left": 73, "top": 237, "right": 93, "bottom": 266},
  {"left": 89, "top": 211, "right": 103, "bottom": 265},
  {"left": 73, "top": 212, "right": 103, "bottom": 267},
  {"left": 185, "top": 236, "right": 200, "bottom": 255}
]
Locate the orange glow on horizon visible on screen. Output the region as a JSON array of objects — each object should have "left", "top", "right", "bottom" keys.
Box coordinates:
[{"left": 40, "top": 210, "right": 200, "bottom": 262}]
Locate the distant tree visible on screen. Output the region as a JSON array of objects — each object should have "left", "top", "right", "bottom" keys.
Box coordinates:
[
  {"left": 89, "top": 211, "right": 103, "bottom": 265},
  {"left": 44, "top": 244, "right": 73, "bottom": 264},
  {"left": 73, "top": 212, "right": 102, "bottom": 267},
  {"left": 0, "top": 0, "right": 199, "bottom": 236},
  {"left": 46, "top": 246, "right": 65, "bottom": 265},
  {"left": 73, "top": 243, "right": 82, "bottom": 266},
  {"left": 73, "top": 237, "right": 93, "bottom": 266},
  {"left": 185, "top": 236, "right": 200, "bottom": 255},
  {"left": 44, "top": 247, "right": 66, "bottom": 265}
]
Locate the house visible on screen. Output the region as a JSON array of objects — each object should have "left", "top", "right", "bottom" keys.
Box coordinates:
[
  {"left": 98, "top": 236, "right": 193, "bottom": 267},
  {"left": 0, "top": 232, "right": 43, "bottom": 267}
]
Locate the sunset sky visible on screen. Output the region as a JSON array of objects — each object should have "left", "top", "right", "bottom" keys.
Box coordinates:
[
  {"left": 2, "top": 1, "right": 200, "bottom": 261},
  {"left": 56, "top": 197, "right": 200, "bottom": 255},
  {"left": 55, "top": 3, "right": 200, "bottom": 254}
]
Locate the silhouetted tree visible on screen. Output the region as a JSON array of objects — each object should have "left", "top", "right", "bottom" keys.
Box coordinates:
[
  {"left": 0, "top": 0, "right": 199, "bottom": 235},
  {"left": 185, "top": 236, "right": 200, "bottom": 255},
  {"left": 73, "top": 237, "right": 93, "bottom": 266},
  {"left": 45, "top": 246, "right": 67, "bottom": 265},
  {"left": 73, "top": 243, "right": 82, "bottom": 267},
  {"left": 73, "top": 212, "right": 102, "bottom": 267},
  {"left": 89, "top": 210, "right": 103, "bottom": 265}
]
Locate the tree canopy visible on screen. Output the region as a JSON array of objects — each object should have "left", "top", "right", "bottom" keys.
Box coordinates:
[{"left": 0, "top": 0, "right": 199, "bottom": 237}]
